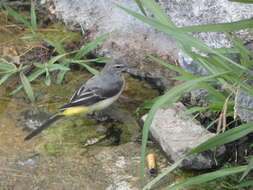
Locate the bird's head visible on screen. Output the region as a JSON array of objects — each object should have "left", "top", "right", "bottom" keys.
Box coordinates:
[{"left": 103, "top": 59, "right": 129, "bottom": 74}]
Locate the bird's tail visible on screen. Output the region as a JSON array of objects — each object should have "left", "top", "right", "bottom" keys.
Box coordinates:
[{"left": 24, "top": 114, "right": 64, "bottom": 141}]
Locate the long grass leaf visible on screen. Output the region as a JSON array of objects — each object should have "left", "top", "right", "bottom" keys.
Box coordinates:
[
  {"left": 56, "top": 70, "right": 67, "bottom": 84},
  {"left": 0, "top": 74, "right": 12, "bottom": 85},
  {"left": 179, "top": 18, "right": 253, "bottom": 32},
  {"left": 134, "top": 0, "right": 147, "bottom": 16},
  {"left": 141, "top": 0, "right": 175, "bottom": 27},
  {"left": 77, "top": 63, "right": 98, "bottom": 75},
  {"left": 11, "top": 69, "right": 45, "bottom": 94},
  {"left": 44, "top": 70, "right": 51, "bottom": 86},
  {"left": 240, "top": 156, "right": 253, "bottom": 181},
  {"left": 20, "top": 34, "right": 36, "bottom": 40},
  {"left": 4, "top": 5, "right": 31, "bottom": 29},
  {"left": 177, "top": 106, "right": 209, "bottom": 118},
  {"left": 31, "top": 0, "right": 37, "bottom": 32},
  {"left": 47, "top": 64, "right": 70, "bottom": 71},
  {"left": 74, "top": 33, "right": 111, "bottom": 60},
  {"left": 229, "top": 0, "right": 253, "bottom": 4},
  {"left": 56, "top": 60, "right": 70, "bottom": 84},
  {"left": 43, "top": 38, "right": 66, "bottom": 54},
  {"left": 69, "top": 57, "right": 111, "bottom": 64},
  {"left": 231, "top": 180, "right": 253, "bottom": 189},
  {"left": 0, "top": 62, "right": 16, "bottom": 70},
  {"left": 188, "top": 122, "right": 253, "bottom": 155},
  {"left": 20, "top": 71, "right": 35, "bottom": 103},
  {"left": 165, "top": 166, "right": 246, "bottom": 190},
  {"left": 149, "top": 56, "right": 193, "bottom": 77},
  {"left": 48, "top": 53, "right": 70, "bottom": 65}
]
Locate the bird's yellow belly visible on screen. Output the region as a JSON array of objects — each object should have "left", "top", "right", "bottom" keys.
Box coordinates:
[{"left": 89, "top": 93, "right": 120, "bottom": 112}]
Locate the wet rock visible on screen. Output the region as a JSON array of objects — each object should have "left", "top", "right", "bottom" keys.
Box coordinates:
[
  {"left": 16, "top": 154, "right": 40, "bottom": 167},
  {"left": 126, "top": 69, "right": 169, "bottom": 93},
  {"left": 18, "top": 109, "right": 50, "bottom": 131},
  {"left": 142, "top": 102, "right": 226, "bottom": 170}
]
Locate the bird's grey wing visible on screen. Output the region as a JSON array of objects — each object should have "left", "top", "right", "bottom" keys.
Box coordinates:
[{"left": 59, "top": 76, "right": 123, "bottom": 111}]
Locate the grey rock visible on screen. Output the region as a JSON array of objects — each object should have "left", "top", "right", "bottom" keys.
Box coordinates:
[
  {"left": 16, "top": 154, "right": 40, "bottom": 167},
  {"left": 159, "top": 0, "right": 253, "bottom": 48},
  {"left": 142, "top": 102, "right": 226, "bottom": 170},
  {"left": 237, "top": 80, "right": 253, "bottom": 122},
  {"left": 178, "top": 51, "right": 208, "bottom": 76},
  {"left": 19, "top": 109, "right": 50, "bottom": 130}
]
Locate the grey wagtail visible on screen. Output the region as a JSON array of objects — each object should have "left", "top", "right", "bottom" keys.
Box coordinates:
[{"left": 24, "top": 59, "right": 130, "bottom": 141}]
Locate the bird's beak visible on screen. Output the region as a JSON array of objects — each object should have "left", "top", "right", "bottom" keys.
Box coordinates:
[
  {"left": 127, "top": 64, "right": 137, "bottom": 68},
  {"left": 126, "top": 64, "right": 137, "bottom": 73}
]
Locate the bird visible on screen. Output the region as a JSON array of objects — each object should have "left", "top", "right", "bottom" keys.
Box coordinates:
[{"left": 24, "top": 59, "right": 130, "bottom": 141}]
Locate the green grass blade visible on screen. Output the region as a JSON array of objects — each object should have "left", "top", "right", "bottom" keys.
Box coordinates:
[
  {"left": 228, "top": 34, "right": 252, "bottom": 68},
  {"left": 56, "top": 70, "right": 68, "bottom": 84},
  {"left": 30, "top": 0, "right": 37, "bottom": 33},
  {"left": 92, "top": 57, "right": 111, "bottom": 63},
  {"left": 143, "top": 158, "right": 183, "bottom": 190},
  {"left": 165, "top": 166, "right": 246, "bottom": 190},
  {"left": 20, "top": 71, "right": 35, "bottom": 103},
  {"left": 177, "top": 106, "right": 209, "bottom": 118},
  {"left": 43, "top": 38, "right": 66, "bottom": 54},
  {"left": 0, "top": 74, "right": 12, "bottom": 85},
  {"left": 4, "top": 5, "right": 31, "bottom": 29},
  {"left": 134, "top": 0, "right": 147, "bottom": 16},
  {"left": 179, "top": 18, "right": 253, "bottom": 32},
  {"left": 48, "top": 53, "right": 70, "bottom": 65},
  {"left": 213, "top": 47, "right": 240, "bottom": 54},
  {"left": 240, "top": 156, "right": 253, "bottom": 181},
  {"left": 199, "top": 82, "right": 226, "bottom": 101},
  {"left": 77, "top": 63, "right": 98, "bottom": 75},
  {"left": 11, "top": 68, "right": 45, "bottom": 94},
  {"left": 149, "top": 55, "right": 193, "bottom": 77},
  {"left": 56, "top": 60, "right": 70, "bottom": 84},
  {"left": 74, "top": 33, "right": 111, "bottom": 60},
  {"left": 0, "top": 61, "right": 16, "bottom": 70},
  {"left": 20, "top": 34, "right": 36, "bottom": 40},
  {"left": 187, "top": 122, "right": 253, "bottom": 155},
  {"left": 229, "top": 0, "right": 253, "bottom": 3},
  {"left": 137, "top": 96, "right": 161, "bottom": 112},
  {"left": 32, "top": 62, "right": 44, "bottom": 68},
  {"left": 44, "top": 70, "right": 51, "bottom": 86},
  {"left": 70, "top": 57, "right": 111, "bottom": 64},
  {"left": 47, "top": 64, "right": 70, "bottom": 71},
  {"left": 140, "top": 0, "right": 175, "bottom": 27},
  {"left": 231, "top": 180, "right": 253, "bottom": 189}
]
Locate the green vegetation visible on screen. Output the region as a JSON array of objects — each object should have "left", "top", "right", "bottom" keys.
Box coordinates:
[
  {"left": 117, "top": 0, "right": 253, "bottom": 189},
  {"left": 0, "top": 1, "right": 111, "bottom": 102}
]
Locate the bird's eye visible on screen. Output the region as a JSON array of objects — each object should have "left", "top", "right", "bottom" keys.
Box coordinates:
[{"left": 115, "top": 65, "right": 122, "bottom": 68}]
